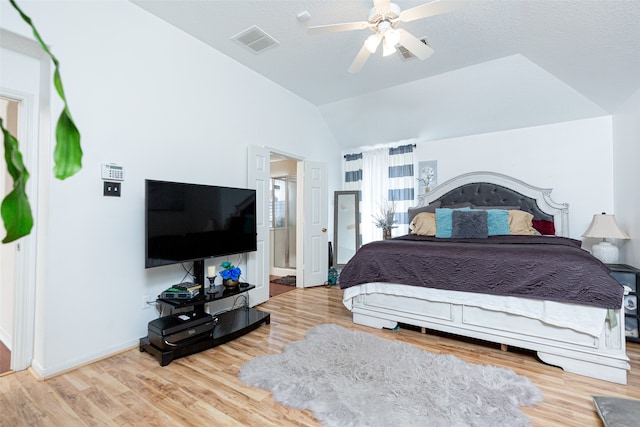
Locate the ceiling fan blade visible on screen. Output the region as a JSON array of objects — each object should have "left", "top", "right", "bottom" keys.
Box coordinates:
[
  {"left": 373, "top": 0, "right": 392, "bottom": 14},
  {"left": 397, "top": 29, "right": 434, "bottom": 60},
  {"left": 348, "top": 44, "right": 372, "bottom": 74},
  {"left": 399, "top": 0, "right": 461, "bottom": 23},
  {"left": 307, "top": 21, "right": 370, "bottom": 35}
]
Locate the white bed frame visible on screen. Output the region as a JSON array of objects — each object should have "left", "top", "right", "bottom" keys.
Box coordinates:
[{"left": 347, "top": 172, "right": 630, "bottom": 384}]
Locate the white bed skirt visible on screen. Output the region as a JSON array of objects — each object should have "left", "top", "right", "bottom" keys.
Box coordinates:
[{"left": 343, "top": 283, "right": 630, "bottom": 384}]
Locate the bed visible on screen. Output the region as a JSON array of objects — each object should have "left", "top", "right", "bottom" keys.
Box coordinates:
[{"left": 340, "top": 171, "right": 629, "bottom": 384}]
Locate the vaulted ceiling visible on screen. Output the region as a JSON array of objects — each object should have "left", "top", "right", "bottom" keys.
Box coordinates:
[{"left": 132, "top": 1, "right": 640, "bottom": 149}]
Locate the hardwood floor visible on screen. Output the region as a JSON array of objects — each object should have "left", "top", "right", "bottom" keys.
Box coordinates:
[
  {"left": 1, "top": 286, "right": 639, "bottom": 426},
  {"left": 269, "top": 276, "right": 296, "bottom": 298},
  {"left": 0, "top": 340, "right": 10, "bottom": 375}
]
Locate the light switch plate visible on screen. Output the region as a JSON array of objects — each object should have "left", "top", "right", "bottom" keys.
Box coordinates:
[{"left": 103, "top": 181, "right": 121, "bottom": 197}]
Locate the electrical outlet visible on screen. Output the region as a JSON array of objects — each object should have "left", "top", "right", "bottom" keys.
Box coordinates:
[
  {"left": 103, "top": 181, "right": 121, "bottom": 197},
  {"left": 142, "top": 294, "right": 153, "bottom": 310}
]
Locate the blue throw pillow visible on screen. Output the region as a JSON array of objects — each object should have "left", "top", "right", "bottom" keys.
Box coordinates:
[
  {"left": 451, "top": 210, "right": 489, "bottom": 239},
  {"left": 486, "top": 209, "right": 510, "bottom": 236},
  {"left": 435, "top": 207, "right": 471, "bottom": 238}
]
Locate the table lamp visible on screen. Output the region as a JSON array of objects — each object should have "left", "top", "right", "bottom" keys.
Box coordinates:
[{"left": 582, "top": 212, "right": 630, "bottom": 263}]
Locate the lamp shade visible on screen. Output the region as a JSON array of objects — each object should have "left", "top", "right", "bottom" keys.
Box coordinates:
[
  {"left": 582, "top": 213, "right": 630, "bottom": 240},
  {"left": 583, "top": 213, "right": 629, "bottom": 264}
]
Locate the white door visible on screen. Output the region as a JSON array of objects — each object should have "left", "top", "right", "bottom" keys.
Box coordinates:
[
  {"left": 247, "top": 145, "right": 270, "bottom": 305},
  {"left": 298, "top": 161, "right": 328, "bottom": 287}
]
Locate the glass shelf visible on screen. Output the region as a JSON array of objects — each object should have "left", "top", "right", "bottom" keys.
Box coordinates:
[{"left": 157, "top": 283, "right": 255, "bottom": 309}]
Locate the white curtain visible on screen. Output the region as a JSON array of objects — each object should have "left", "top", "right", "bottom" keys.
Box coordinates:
[
  {"left": 387, "top": 145, "right": 415, "bottom": 236},
  {"left": 342, "top": 153, "right": 362, "bottom": 192},
  {"left": 342, "top": 145, "right": 415, "bottom": 245},
  {"left": 361, "top": 148, "right": 390, "bottom": 244}
]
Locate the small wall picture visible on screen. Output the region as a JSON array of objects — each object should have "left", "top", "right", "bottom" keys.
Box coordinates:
[{"left": 417, "top": 160, "right": 437, "bottom": 193}]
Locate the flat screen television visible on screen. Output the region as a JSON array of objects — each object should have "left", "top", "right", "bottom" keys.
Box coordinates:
[{"left": 145, "top": 179, "right": 257, "bottom": 270}]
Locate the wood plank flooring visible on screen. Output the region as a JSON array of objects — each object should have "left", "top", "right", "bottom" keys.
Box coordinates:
[
  {"left": 269, "top": 276, "right": 296, "bottom": 298},
  {"left": 0, "top": 340, "right": 10, "bottom": 375},
  {"left": 1, "top": 285, "right": 639, "bottom": 426}
]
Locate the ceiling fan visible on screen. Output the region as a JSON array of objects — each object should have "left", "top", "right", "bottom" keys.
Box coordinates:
[{"left": 307, "top": 0, "right": 458, "bottom": 73}]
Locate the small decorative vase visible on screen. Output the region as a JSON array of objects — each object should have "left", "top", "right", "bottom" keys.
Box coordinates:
[
  {"left": 383, "top": 228, "right": 392, "bottom": 240},
  {"left": 223, "top": 279, "right": 240, "bottom": 288}
]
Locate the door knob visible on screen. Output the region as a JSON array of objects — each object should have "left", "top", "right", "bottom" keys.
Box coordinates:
[{"left": 321, "top": 227, "right": 327, "bottom": 233}]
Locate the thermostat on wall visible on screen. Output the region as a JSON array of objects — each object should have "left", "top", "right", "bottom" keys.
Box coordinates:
[{"left": 101, "top": 163, "right": 124, "bottom": 181}]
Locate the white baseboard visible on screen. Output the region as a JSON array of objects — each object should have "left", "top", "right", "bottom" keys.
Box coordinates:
[{"left": 30, "top": 339, "right": 139, "bottom": 379}]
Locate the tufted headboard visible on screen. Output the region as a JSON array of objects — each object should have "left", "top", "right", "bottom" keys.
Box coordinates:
[
  {"left": 415, "top": 171, "right": 570, "bottom": 237},
  {"left": 434, "top": 182, "right": 554, "bottom": 221}
]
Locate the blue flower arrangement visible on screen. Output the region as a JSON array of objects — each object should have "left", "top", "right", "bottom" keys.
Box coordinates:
[{"left": 219, "top": 261, "right": 241, "bottom": 281}]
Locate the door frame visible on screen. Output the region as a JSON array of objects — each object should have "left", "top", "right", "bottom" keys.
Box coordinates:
[
  {"left": 1, "top": 29, "right": 49, "bottom": 371},
  {"left": 250, "top": 146, "right": 328, "bottom": 294},
  {"left": 267, "top": 148, "right": 305, "bottom": 288},
  {"left": 1, "top": 89, "right": 38, "bottom": 372}
]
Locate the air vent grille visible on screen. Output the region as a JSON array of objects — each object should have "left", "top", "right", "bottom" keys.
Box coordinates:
[
  {"left": 232, "top": 25, "right": 279, "bottom": 54},
  {"left": 398, "top": 38, "right": 430, "bottom": 61}
]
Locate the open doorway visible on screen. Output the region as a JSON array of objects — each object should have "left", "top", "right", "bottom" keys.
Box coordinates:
[
  {"left": 249, "top": 146, "right": 328, "bottom": 303},
  {"left": 269, "top": 153, "right": 297, "bottom": 297},
  {"left": 0, "top": 97, "right": 19, "bottom": 375},
  {"left": 1, "top": 32, "right": 47, "bottom": 374}
]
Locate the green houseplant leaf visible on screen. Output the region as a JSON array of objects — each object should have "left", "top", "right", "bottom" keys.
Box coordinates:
[
  {"left": 1, "top": 118, "right": 33, "bottom": 243},
  {"left": 9, "top": 0, "right": 82, "bottom": 180},
  {"left": 1, "top": 0, "right": 82, "bottom": 243}
]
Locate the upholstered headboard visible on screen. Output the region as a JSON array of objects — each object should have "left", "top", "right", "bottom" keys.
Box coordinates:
[
  {"left": 415, "top": 171, "right": 570, "bottom": 237},
  {"left": 434, "top": 182, "right": 554, "bottom": 221}
]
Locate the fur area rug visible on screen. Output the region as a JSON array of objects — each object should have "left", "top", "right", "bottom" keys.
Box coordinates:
[{"left": 239, "top": 324, "right": 542, "bottom": 427}]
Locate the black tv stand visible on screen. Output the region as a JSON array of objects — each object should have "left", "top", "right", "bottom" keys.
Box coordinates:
[{"left": 140, "top": 283, "right": 270, "bottom": 366}]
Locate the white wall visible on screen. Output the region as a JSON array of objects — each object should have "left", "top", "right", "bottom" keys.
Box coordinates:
[
  {"left": 1, "top": 0, "right": 340, "bottom": 376},
  {"left": 414, "top": 116, "right": 615, "bottom": 240},
  {"left": 613, "top": 88, "right": 640, "bottom": 267},
  {"left": 321, "top": 54, "right": 608, "bottom": 149}
]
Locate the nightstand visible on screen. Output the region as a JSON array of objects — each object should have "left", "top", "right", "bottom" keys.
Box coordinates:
[{"left": 607, "top": 264, "right": 639, "bottom": 343}]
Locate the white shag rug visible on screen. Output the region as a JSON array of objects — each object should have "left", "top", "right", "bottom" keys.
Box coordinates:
[{"left": 239, "top": 324, "right": 543, "bottom": 427}]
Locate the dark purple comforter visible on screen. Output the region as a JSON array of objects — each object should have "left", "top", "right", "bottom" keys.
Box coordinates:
[{"left": 339, "top": 234, "right": 623, "bottom": 309}]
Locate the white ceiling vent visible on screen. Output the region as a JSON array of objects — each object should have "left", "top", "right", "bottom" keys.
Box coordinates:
[
  {"left": 398, "top": 38, "right": 430, "bottom": 61},
  {"left": 232, "top": 25, "right": 279, "bottom": 54}
]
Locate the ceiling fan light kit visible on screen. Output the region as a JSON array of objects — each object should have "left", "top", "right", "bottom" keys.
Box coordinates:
[
  {"left": 382, "top": 38, "right": 397, "bottom": 56},
  {"left": 365, "top": 34, "right": 382, "bottom": 53},
  {"left": 307, "top": 0, "right": 457, "bottom": 73}
]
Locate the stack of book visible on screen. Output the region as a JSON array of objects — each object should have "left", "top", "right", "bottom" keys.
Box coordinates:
[{"left": 160, "top": 283, "right": 200, "bottom": 300}]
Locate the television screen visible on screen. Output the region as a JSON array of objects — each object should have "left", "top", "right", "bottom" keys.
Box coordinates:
[{"left": 145, "top": 179, "right": 257, "bottom": 268}]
